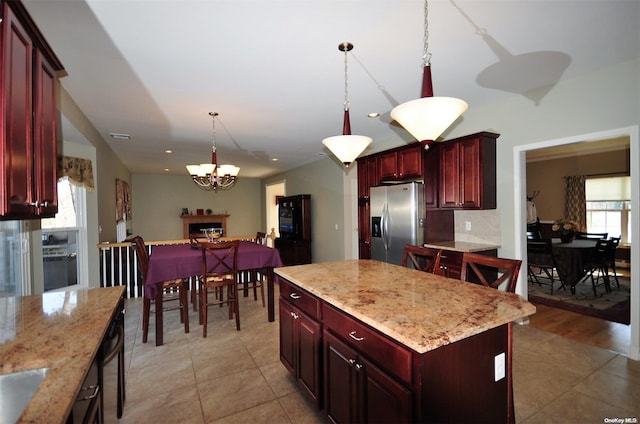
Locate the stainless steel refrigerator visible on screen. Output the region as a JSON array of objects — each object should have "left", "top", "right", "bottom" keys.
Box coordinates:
[{"left": 370, "top": 182, "right": 425, "bottom": 265}]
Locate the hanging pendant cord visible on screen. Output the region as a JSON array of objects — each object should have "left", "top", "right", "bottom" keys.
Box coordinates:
[
  {"left": 422, "top": 0, "right": 431, "bottom": 67},
  {"left": 343, "top": 46, "right": 350, "bottom": 112}
]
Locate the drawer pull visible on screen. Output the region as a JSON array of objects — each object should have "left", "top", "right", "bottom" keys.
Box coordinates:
[
  {"left": 79, "top": 385, "right": 100, "bottom": 401},
  {"left": 291, "top": 312, "right": 299, "bottom": 320},
  {"left": 349, "top": 331, "right": 364, "bottom": 342},
  {"left": 355, "top": 363, "right": 363, "bottom": 371},
  {"left": 349, "top": 359, "right": 356, "bottom": 366},
  {"left": 289, "top": 293, "right": 302, "bottom": 300}
]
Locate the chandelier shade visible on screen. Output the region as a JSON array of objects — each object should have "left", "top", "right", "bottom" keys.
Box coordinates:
[
  {"left": 186, "top": 112, "right": 239, "bottom": 191},
  {"left": 391, "top": 0, "right": 468, "bottom": 148},
  {"left": 322, "top": 42, "right": 372, "bottom": 168}
]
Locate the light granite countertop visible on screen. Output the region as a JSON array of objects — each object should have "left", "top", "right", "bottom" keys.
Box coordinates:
[
  {"left": 275, "top": 260, "right": 535, "bottom": 354},
  {"left": 423, "top": 240, "right": 501, "bottom": 252},
  {"left": 0, "top": 286, "right": 124, "bottom": 423}
]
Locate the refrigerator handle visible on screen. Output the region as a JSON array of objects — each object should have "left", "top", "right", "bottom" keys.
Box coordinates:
[{"left": 381, "top": 204, "right": 390, "bottom": 250}]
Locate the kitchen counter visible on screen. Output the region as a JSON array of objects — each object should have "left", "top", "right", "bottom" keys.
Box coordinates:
[
  {"left": 275, "top": 259, "right": 534, "bottom": 353},
  {"left": 423, "top": 240, "right": 501, "bottom": 252},
  {"left": 0, "top": 286, "right": 124, "bottom": 423}
]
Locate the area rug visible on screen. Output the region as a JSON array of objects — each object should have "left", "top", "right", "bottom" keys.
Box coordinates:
[{"left": 527, "top": 275, "right": 630, "bottom": 325}]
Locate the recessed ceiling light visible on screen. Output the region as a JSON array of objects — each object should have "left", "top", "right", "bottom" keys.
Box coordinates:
[
  {"left": 271, "top": 158, "right": 279, "bottom": 162},
  {"left": 164, "top": 149, "right": 173, "bottom": 154},
  {"left": 317, "top": 152, "right": 327, "bottom": 157},
  {"left": 109, "top": 132, "right": 131, "bottom": 140},
  {"left": 164, "top": 168, "right": 170, "bottom": 172},
  {"left": 368, "top": 113, "right": 380, "bottom": 118}
]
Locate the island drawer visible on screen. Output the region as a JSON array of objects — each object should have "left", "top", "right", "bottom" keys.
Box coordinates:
[
  {"left": 279, "top": 279, "right": 321, "bottom": 320},
  {"left": 322, "top": 303, "right": 412, "bottom": 384}
]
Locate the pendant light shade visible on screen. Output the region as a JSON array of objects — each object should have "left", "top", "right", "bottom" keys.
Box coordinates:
[
  {"left": 391, "top": 1, "right": 468, "bottom": 148},
  {"left": 322, "top": 42, "right": 372, "bottom": 167},
  {"left": 322, "top": 135, "right": 373, "bottom": 166}
]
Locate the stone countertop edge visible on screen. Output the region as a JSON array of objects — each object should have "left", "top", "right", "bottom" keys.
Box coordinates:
[
  {"left": 0, "top": 286, "right": 125, "bottom": 424},
  {"left": 423, "top": 241, "right": 501, "bottom": 252},
  {"left": 275, "top": 260, "right": 535, "bottom": 354}
]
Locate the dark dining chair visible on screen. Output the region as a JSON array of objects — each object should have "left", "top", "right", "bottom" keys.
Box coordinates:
[
  {"left": 460, "top": 252, "right": 522, "bottom": 294},
  {"left": 459, "top": 252, "right": 522, "bottom": 424},
  {"left": 586, "top": 236, "right": 621, "bottom": 295},
  {"left": 199, "top": 240, "right": 240, "bottom": 337},
  {"left": 128, "top": 236, "right": 189, "bottom": 344},
  {"left": 401, "top": 244, "right": 444, "bottom": 275},
  {"left": 575, "top": 231, "right": 608, "bottom": 240},
  {"left": 526, "top": 239, "right": 565, "bottom": 294}
]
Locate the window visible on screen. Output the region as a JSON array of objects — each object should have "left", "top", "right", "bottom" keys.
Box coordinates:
[{"left": 586, "top": 176, "right": 631, "bottom": 243}]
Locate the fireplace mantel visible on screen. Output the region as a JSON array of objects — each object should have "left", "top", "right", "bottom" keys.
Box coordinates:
[{"left": 181, "top": 214, "right": 229, "bottom": 238}]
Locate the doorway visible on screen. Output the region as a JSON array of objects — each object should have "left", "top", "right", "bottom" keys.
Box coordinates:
[
  {"left": 265, "top": 181, "right": 285, "bottom": 243},
  {"left": 515, "top": 125, "right": 639, "bottom": 360}
]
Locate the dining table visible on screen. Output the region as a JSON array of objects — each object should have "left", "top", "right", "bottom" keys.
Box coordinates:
[
  {"left": 146, "top": 240, "right": 283, "bottom": 345},
  {"left": 551, "top": 238, "right": 598, "bottom": 294}
]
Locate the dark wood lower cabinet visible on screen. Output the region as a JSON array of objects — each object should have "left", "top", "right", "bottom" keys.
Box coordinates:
[
  {"left": 279, "top": 292, "right": 322, "bottom": 406},
  {"left": 279, "top": 277, "right": 513, "bottom": 423},
  {"left": 66, "top": 358, "right": 101, "bottom": 424},
  {"left": 324, "top": 330, "right": 413, "bottom": 424}
]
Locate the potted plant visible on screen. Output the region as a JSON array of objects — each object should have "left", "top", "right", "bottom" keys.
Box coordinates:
[{"left": 552, "top": 218, "right": 580, "bottom": 243}]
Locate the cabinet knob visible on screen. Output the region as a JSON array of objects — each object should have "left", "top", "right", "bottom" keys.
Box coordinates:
[
  {"left": 290, "top": 312, "right": 299, "bottom": 320},
  {"left": 355, "top": 363, "right": 363, "bottom": 371}
]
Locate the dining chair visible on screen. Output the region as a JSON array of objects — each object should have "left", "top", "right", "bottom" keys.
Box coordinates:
[
  {"left": 575, "top": 231, "right": 608, "bottom": 240},
  {"left": 526, "top": 239, "right": 565, "bottom": 294},
  {"left": 459, "top": 252, "right": 522, "bottom": 294},
  {"left": 199, "top": 240, "right": 240, "bottom": 337},
  {"left": 459, "top": 252, "right": 521, "bottom": 423},
  {"left": 128, "top": 236, "right": 189, "bottom": 343},
  {"left": 255, "top": 231, "right": 267, "bottom": 245},
  {"left": 586, "top": 237, "right": 621, "bottom": 295},
  {"left": 401, "top": 244, "right": 444, "bottom": 275}
]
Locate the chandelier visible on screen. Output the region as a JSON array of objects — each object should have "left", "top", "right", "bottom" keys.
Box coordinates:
[
  {"left": 186, "top": 112, "right": 240, "bottom": 191},
  {"left": 390, "top": 0, "right": 468, "bottom": 149},
  {"left": 322, "top": 42, "right": 372, "bottom": 167}
]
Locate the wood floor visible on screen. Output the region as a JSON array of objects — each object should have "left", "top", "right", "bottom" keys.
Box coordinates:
[{"left": 527, "top": 302, "right": 631, "bottom": 355}]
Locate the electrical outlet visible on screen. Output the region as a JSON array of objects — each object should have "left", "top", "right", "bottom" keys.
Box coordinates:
[
  {"left": 494, "top": 352, "right": 505, "bottom": 381},
  {"left": 465, "top": 221, "right": 472, "bottom": 231}
]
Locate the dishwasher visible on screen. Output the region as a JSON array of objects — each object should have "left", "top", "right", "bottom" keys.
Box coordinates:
[{"left": 100, "top": 298, "right": 126, "bottom": 423}]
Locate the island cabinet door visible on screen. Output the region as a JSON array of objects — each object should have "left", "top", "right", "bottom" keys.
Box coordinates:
[
  {"left": 279, "top": 299, "right": 322, "bottom": 407},
  {"left": 324, "top": 330, "right": 413, "bottom": 424}
]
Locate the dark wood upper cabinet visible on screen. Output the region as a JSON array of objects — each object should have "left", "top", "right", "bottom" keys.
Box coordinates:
[
  {"left": 1, "top": 0, "right": 65, "bottom": 219},
  {"left": 377, "top": 143, "right": 423, "bottom": 181},
  {"left": 439, "top": 132, "right": 498, "bottom": 210}
]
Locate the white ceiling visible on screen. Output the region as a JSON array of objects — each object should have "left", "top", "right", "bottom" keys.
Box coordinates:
[{"left": 22, "top": 0, "right": 640, "bottom": 178}]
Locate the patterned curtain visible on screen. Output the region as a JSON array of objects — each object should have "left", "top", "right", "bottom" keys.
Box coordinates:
[
  {"left": 563, "top": 175, "right": 586, "bottom": 231},
  {"left": 58, "top": 156, "right": 95, "bottom": 190}
]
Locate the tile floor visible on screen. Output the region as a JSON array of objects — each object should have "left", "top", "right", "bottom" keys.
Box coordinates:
[{"left": 107, "top": 284, "right": 640, "bottom": 423}]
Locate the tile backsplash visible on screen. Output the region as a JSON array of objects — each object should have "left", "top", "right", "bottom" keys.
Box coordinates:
[{"left": 454, "top": 209, "right": 502, "bottom": 245}]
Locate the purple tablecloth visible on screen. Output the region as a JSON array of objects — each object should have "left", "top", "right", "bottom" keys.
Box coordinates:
[{"left": 146, "top": 241, "right": 283, "bottom": 300}]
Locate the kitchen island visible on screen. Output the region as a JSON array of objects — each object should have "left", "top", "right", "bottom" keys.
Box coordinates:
[
  {"left": 0, "top": 286, "right": 124, "bottom": 423},
  {"left": 275, "top": 260, "right": 535, "bottom": 423}
]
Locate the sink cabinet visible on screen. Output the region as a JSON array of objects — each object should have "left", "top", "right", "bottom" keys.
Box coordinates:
[
  {"left": 1, "top": 1, "right": 65, "bottom": 219},
  {"left": 66, "top": 357, "right": 101, "bottom": 424}
]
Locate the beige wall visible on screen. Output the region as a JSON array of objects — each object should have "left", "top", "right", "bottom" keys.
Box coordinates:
[
  {"left": 263, "top": 156, "right": 347, "bottom": 263},
  {"left": 59, "top": 88, "right": 131, "bottom": 243},
  {"left": 527, "top": 149, "right": 630, "bottom": 222},
  {"left": 131, "top": 174, "right": 262, "bottom": 241}
]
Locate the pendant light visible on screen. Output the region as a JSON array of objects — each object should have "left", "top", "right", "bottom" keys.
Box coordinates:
[
  {"left": 186, "top": 112, "right": 240, "bottom": 191},
  {"left": 390, "top": 0, "right": 468, "bottom": 149},
  {"left": 322, "top": 42, "right": 372, "bottom": 167}
]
